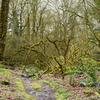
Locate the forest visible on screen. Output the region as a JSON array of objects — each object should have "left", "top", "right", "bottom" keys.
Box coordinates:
[{"left": 0, "top": 0, "right": 100, "bottom": 100}]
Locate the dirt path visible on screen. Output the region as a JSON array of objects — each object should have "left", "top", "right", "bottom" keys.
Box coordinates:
[{"left": 20, "top": 76, "right": 56, "bottom": 100}]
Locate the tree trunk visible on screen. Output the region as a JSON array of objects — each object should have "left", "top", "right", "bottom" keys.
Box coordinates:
[{"left": 0, "top": 0, "right": 10, "bottom": 61}]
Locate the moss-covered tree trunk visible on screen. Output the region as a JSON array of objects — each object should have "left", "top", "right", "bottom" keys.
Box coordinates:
[{"left": 0, "top": 0, "right": 10, "bottom": 61}]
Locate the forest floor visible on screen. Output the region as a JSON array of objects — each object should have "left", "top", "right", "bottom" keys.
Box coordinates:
[{"left": 0, "top": 64, "right": 100, "bottom": 100}]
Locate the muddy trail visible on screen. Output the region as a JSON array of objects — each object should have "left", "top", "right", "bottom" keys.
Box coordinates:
[{"left": 19, "top": 76, "right": 56, "bottom": 100}]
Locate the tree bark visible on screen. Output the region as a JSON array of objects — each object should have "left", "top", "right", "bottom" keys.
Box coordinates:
[{"left": 0, "top": 0, "right": 10, "bottom": 61}]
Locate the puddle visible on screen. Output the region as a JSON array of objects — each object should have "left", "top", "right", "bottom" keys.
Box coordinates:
[{"left": 20, "top": 76, "right": 56, "bottom": 100}]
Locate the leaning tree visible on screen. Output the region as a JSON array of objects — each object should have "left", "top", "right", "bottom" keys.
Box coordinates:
[{"left": 0, "top": 0, "right": 10, "bottom": 61}]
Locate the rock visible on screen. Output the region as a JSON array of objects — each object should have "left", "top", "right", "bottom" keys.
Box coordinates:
[{"left": 30, "top": 83, "right": 44, "bottom": 91}]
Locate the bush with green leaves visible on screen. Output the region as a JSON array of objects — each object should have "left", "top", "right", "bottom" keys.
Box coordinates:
[{"left": 77, "top": 58, "right": 99, "bottom": 86}]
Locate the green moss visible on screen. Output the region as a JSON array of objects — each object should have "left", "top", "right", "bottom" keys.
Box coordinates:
[
  {"left": 54, "top": 93, "right": 67, "bottom": 100},
  {"left": 30, "top": 83, "right": 43, "bottom": 91},
  {"left": 0, "top": 68, "right": 13, "bottom": 76},
  {"left": 15, "top": 78, "right": 36, "bottom": 100},
  {"left": 0, "top": 63, "right": 4, "bottom": 68},
  {"left": 54, "top": 89, "right": 68, "bottom": 100}
]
